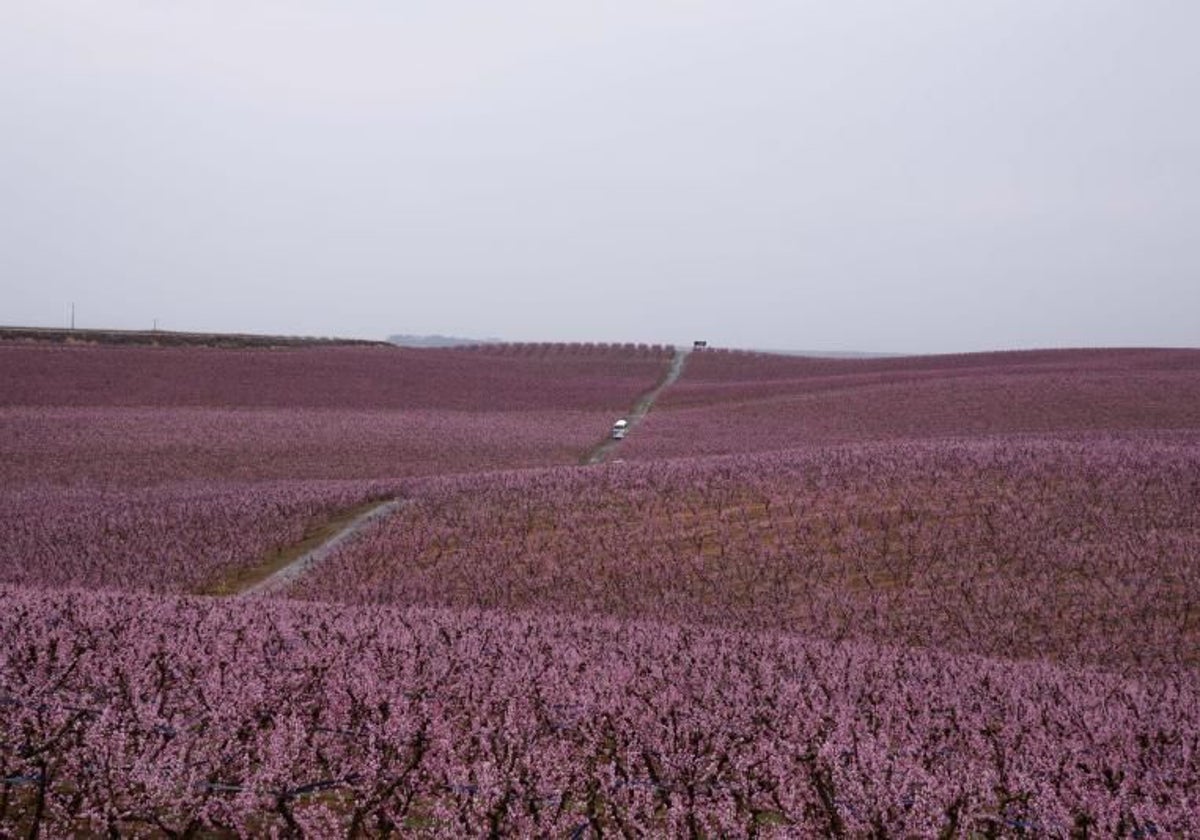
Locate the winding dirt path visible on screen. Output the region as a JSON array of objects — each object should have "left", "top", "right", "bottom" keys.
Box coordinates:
[
  {"left": 228, "top": 348, "right": 686, "bottom": 595},
  {"left": 236, "top": 498, "right": 404, "bottom": 598},
  {"left": 585, "top": 347, "right": 690, "bottom": 465}
]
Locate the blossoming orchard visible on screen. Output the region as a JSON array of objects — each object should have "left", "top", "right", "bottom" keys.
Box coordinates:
[{"left": 2, "top": 340, "right": 1198, "bottom": 836}]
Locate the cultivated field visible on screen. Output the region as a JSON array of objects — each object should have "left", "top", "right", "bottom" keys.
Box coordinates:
[
  {"left": 619, "top": 348, "right": 1200, "bottom": 459},
  {"left": 2, "top": 341, "right": 1197, "bottom": 836}
]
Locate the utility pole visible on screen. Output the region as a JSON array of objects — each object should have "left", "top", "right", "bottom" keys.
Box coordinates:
[{"left": 70, "top": 302, "right": 75, "bottom": 330}]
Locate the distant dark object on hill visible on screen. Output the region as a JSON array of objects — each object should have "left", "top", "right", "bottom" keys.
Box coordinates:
[
  {"left": 0, "top": 325, "right": 387, "bottom": 349},
  {"left": 389, "top": 333, "right": 502, "bottom": 348}
]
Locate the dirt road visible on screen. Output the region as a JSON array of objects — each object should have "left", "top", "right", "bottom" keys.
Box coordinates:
[
  {"left": 237, "top": 498, "right": 404, "bottom": 598},
  {"left": 585, "top": 347, "right": 689, "bottom": 465},
  {"left": 234, "top": 348, "right": 687, "bottom": 595}
]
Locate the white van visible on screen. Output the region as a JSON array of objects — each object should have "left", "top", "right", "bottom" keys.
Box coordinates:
[{"left": 611, "top": 419, "right": 629, "bottom": 440}]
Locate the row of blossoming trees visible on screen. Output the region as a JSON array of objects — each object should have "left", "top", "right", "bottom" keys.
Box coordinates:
[
  {"left": 292, "top": 436, "right": 1200, "bottom": 672},
  {"left": 3, "top": 342, "right": 1200, "bottom": 835},
  {"left": 619, "top": 347, "right": 1200, "bottom": 458},
  {"left": 4, "top": 588, "right": 1195, "bottom": 836},
  {"left": 0, "top": 342, "right": 672, "bottom": 596}
]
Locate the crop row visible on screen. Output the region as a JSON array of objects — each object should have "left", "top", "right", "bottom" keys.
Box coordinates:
[
  {"left": 2, "top": 587, "right": 1195, "bottom": 836},
  {"left": 678, "top": 347, "right": 1200, "bottom": 385},
  {"left": 461, "top": 342, "right": 673, "bottom": 358},
  {"left": 0, "top": 343, "right": 671, "bottom": 411},
  {"left": 618, "top": 348, "right": 1200, "bottom": 458},
  {"left": 1, "top": 407, "right": 617, "bottom": 487},
  {"left": 291, "top": 434, "right": 1200, "bottom": 671},
  {"left": 0, "top": 480, "right": 400, "bottom": 594}
]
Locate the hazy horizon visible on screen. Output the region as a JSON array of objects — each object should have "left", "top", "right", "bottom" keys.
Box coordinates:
[{"left": 3, "top": 2, "right": 1198, "bottom": 355}]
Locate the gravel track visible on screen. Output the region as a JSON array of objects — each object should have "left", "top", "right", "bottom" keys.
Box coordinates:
[
  {"left": 237, "top": 349, "right": 687, "bottom": 594},
  {"left": 585, "top": 347, "right": 690, "bottom": 465},
  {"left": 237, "top": 498, "right": 404, "bottom": 598}
]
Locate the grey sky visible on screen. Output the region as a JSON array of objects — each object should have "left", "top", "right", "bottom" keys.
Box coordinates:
[{"left": 2, "top": 1, "right": 1197, "bottom": 354}]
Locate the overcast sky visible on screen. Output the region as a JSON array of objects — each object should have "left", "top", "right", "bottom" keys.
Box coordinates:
[{"left": 2, "top": 2, "right": 1197, "bottom": 353}]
